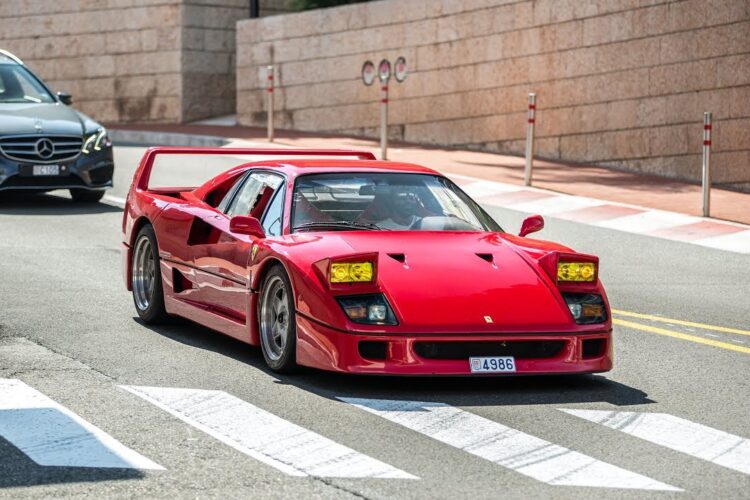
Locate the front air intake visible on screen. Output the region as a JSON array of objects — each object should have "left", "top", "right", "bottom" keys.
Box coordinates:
[{"left": 414, "top": 341, "right": 565, "bottom": 360}]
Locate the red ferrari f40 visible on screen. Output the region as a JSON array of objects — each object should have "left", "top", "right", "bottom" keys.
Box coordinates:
[{"left": 122, "top": 148, "right": 612, "bottom": 375}]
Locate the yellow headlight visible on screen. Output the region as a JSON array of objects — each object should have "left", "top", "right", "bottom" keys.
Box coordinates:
[
  {"left": 557, "top": 262, "right": 596, "bottom": 282},
  {"left": 330, "top": 262, "right": 374, "bottom": 283}
]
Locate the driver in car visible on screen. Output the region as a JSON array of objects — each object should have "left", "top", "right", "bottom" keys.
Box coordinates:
[{"left": 358, "top": 185, "right": 430, "bottom": 230}]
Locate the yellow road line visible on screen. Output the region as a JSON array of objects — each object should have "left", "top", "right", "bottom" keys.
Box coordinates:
[
  {"left": 612, "top": 309, "right": 750, "bottom": 337},
  {"left": 613, "top": 319, "right": 750, "bottom": 355}
]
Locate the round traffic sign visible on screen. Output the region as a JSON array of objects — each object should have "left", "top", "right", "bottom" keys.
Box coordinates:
[
  {"left": 361, "top": 60, "right": 375, "bottom": 86},
  {"left": 394, "top": 56, "right": 407, "bottom": 82},
  {"left": 378, "top": 59, "right": 391, "bottom": 83}
]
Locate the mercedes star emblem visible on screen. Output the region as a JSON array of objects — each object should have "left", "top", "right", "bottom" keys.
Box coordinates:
[{"left": 35, "top": 138, "right": 55, "bottom": 159}]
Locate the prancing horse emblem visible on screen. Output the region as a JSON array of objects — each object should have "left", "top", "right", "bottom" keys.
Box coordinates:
[{"left": 484, "top": 315, "right": 493, "bottom": 323}]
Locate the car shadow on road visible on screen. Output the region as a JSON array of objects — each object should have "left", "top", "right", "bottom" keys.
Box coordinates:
[
  {"left": 0, "top": 192, "right": 120, "bottom": 215},
  {"left": 0, "top": 436, "right": 143, "bottom": 488},
  {"left": 138, "top": 318, "right": 655, "bottom": 409}
]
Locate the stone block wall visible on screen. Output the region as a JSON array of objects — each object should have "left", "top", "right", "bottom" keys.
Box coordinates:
[
  {"left": 182, "top": 0, "right": 248, "bottom": 121},
  {"left": 0, "top": 0, "right": 249, "bottom": 123},
  {"left": 0, "top": 0, "right": 184, "bottom": 123},
  {"left": 237, "top": 0, "right": 750, "bottom": 186}
]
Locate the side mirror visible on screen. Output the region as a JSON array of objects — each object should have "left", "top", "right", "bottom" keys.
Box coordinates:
[
  {"left": 57, "top": 92, "right": 72, "bottom": 105},
  {"left": 519, "top": 214, "right": 544, "bottom": 237},
  {"left": 229, "top": 215, "right": 265, "bottom": 239}
]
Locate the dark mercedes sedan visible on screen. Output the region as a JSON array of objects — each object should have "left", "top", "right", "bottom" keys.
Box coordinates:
[{"left": 0, "top": 50, "right": 113, "bottom": 202}]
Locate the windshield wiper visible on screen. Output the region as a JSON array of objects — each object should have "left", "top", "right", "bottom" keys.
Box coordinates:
[{"left": 293, "top": 221, "right": 389, "bottom": 231}]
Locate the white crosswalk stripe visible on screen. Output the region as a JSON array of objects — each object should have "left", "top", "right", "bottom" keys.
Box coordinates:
[
  {"left": 561, "top": 409, "right": 750, "bottom": 475},
  {"left": 340, "top": 398, "right": 680, "bottom": 491},
  {"left": 0, "top": 379, "right": 163, "bottom": 469},
  {"left": 121, "top": 385, "right": 416, "bottom": 479}
]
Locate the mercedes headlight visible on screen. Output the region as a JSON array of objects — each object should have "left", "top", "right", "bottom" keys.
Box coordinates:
[{"left": 82, "top": 128, "right": 110, "bottom": 154}]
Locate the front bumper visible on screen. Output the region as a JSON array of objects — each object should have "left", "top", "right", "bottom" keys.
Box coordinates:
[
  {"left": 296, "top": 315, "right": 613, "bottom": 375},
  {"left": 0, "top": 146, "right": 114, "bottom": 192}
]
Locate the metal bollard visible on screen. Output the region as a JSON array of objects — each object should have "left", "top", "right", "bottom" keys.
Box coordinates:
[
  {"left": 380, "top": 83, "right": 389, "bottom": 160},
  {"left": 267, "top": 65, "right": 274, "bottom": 142},
  {"left": 702, "top": 112, "right": 712, "bottom": 217},
  {"left": 524, "top": 93, "right": 536, "bottom": 186}
]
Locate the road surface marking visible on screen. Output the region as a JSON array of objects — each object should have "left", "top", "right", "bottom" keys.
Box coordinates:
[
  {"left": 340, "top": 398, "right": 678, "bottom": 491},
  {"left": 102, "top": 195, "right": 126, "bottom": 208},
  {"left": 561, "top": 410, "right": 750, "bottom": 475},
  {"left": 595, "top": 210, "right": 701, "bottom": 233},
  {"left": 694, "top": 230, "right": 750, "bottom": 254},
  {"left": 613, "top": 309, "right": 750, "bottom": 337},
  {"left": 459, "top": 180, "right": 522, "bottom": 198},
  {"left": 614, "top": 319, "right": 750, "bottom": 354},
  {"left": 508, "top": 195, "right": 603, "bottom": 215},
  {"left": 0, "top": 379, "right": 163, "bottom": 469},
  {"left": 121, "top": 386, "right": 415, "bottom": 479}
]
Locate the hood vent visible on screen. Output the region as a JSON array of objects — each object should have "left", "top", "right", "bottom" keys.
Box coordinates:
[
  {"left": 387, "top": 253, "right": 406, "bottom": 263},
  {"left": 476, "top": 253, "right": 494, "bottom": 264}
]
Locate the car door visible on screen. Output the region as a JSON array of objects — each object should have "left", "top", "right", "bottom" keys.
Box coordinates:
[{"left": 194, "top": 171, "right": 285, "bottom": 321}]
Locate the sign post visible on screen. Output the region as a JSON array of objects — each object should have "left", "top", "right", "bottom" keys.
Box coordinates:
[
  {"left": 378, "top": 59, "right": 391, "bottom": 160},
  {"left": 267, "top": 65, "right": 274, "bottom": 142},
  {"left": 524, "top": 92, "right": 536, "bottom": 186},
  {"left": 702, "top": 112, "right": 712, "bottom": 217},
  {"left": 361, "top": 57, "right": 407, "bottom": 161}
]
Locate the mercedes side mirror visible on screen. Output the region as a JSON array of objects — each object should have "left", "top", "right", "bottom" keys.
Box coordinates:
[
  {"left": 519, "top": 214, "right": 544, "bottom": 237},
  {"left": 229, "top": 215, "right": 266, "bottom": 238},
  {"left": 57, "top": 92, "right": 72, "bottom": 105}
]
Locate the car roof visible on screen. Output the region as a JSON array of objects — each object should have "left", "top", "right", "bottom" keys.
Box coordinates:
[
  {"left": 0, "top": 50, "right": 23, "bottom": 65},
  {"left": 230, "top": 159, "right": 441, "bottom": 178}
]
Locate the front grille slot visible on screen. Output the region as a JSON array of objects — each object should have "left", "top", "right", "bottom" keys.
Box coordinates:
[
  {"left": 359, "top": 341, "right": 387, "bottom": 360},
  {"left": 0, "top": 135, "right": 83, "bottom": 164},
  {"left": 582, "top": 338, "right": 606, "bottom": 359},
  {"left": 414, "top": 341, "right": 565, "bottom": 360}
]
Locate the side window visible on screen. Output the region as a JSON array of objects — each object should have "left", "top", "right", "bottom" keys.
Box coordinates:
[
  {"left": 261, "top": 188, "right": 285, "bottom": 237},
  {"left": 225, "top": 172, "right": 283, "bottom": 218}
]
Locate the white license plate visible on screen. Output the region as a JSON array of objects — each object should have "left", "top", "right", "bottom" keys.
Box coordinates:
[
  {"left": 33, "top": 165, "right": 60, "bottom": 176},
  {"left": 470, "top": 356, "right": 516, "bottom": 373}
]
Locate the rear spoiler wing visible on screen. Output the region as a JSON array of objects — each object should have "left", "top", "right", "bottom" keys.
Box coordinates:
[{"left": 132, "top": 147, "right": 376, "bottom": 191}]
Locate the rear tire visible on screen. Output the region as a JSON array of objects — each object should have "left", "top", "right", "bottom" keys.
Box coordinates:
[
  {"left": 70, "top": 189, "right": 105, "bottom": 203},
  {"left": 259, "top": 265, "right": 297, "bottom": 373},
  {"left": 131, "top": 224, "right": 170, "bottom": 324}
]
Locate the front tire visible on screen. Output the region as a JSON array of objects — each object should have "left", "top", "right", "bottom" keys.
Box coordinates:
[
  {"left": 70, "top": 189, "right": 105, "bottom": 203},
  {"left": 259, "top": 266, "right": 297, "bottom": 373},
  {"left": 131, "top": 224, "right": 170, "bottom": 323}
]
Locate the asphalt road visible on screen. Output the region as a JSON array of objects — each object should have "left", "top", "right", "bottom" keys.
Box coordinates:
[{"left": 0, "top": 145, "right": 748, "bottom": 499}]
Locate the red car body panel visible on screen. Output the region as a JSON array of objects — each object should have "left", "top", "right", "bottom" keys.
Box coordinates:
[{"left": 122, "top": 147, "right": 613, "bottom": 375}]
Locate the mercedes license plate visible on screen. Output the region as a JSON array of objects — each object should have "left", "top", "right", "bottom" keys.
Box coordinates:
[
  {"left": 469, "top": 356, "right": 516, "bottom": 373},
  {"left": 32, "top": 165, "right": 60, "bottom": 176}
]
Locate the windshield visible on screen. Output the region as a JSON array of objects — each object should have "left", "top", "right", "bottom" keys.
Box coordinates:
[
  {"left": 292, "top": 172, "right": 502, "bottom": 232},
  {"left": 0, "top": 63, "right": 55, "bottom": 103}
]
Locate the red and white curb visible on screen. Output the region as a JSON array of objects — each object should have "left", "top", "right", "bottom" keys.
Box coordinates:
[{"left": 449, "top": 173, "right": 750, "bottom": 255}]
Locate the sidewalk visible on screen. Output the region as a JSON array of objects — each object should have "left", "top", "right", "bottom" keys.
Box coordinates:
[{"left": 109, "top": 122, "right": 749, "bottom": 228}]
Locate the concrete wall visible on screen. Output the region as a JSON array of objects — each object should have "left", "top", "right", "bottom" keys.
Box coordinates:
[
  {"left": 237, "top": 0, "right": 750, "bottom": 187},
  {"left": 182, "top": 0, "right": 248, "bottom": 121},
  {"left": 0, "top": 0, "right": 248, "bottom": 123},
  {"left": 0, "top": 1, "right": 184, "bottom": 123}
]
